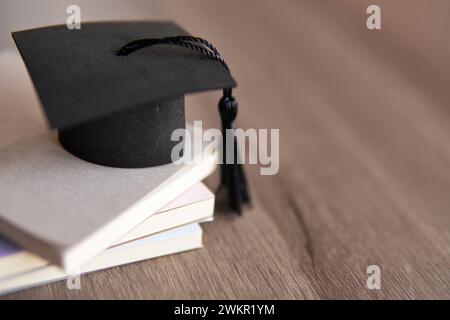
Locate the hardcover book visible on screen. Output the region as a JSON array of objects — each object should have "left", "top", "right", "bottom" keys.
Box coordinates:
[{"left": 0, "top": 182, "right": 214, "bottom": 279}]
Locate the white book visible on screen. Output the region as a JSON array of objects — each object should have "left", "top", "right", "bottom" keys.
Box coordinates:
[
  {"left": 0, "top": 182, "right": 214, "bottom": 279},
  {"left": 0, "top": 51, "right": 218, "bottom": 271},
  {"left": 0, "top": 223, "right": 203, "bottom": 295}
]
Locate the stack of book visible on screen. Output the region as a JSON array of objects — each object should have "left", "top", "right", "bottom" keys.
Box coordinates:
[{"left": 0, "top": 51, "right": 218, "bottom": 294}]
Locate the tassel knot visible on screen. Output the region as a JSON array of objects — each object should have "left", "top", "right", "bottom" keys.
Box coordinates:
[{"left": 218, "top": 90, "right": 238, "bottom": 125}]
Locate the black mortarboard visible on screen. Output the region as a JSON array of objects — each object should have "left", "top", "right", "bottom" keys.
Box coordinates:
[{"left": 12, "top": 21, "right": 250, "bottom": 214}]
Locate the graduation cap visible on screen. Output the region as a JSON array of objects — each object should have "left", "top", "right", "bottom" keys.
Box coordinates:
[{"left": 12, "top": 21, "right": 250, "bottom": 214}]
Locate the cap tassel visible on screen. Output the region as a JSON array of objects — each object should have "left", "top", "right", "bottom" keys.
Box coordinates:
[
  {"left": 217, "top": 89, "right": 251, "bottom": 215},
  {"left": 117, "top": 36, "right": 250, "bottom": 214}
]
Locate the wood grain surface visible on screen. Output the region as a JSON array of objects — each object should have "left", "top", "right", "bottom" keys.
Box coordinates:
[{"left": 3, "top": 0, "right": 450, "bottom": 299}]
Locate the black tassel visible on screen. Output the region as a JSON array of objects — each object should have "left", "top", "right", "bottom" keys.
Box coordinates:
[{"left": 217, "top": 89, "right": 251, "bottom": 214}]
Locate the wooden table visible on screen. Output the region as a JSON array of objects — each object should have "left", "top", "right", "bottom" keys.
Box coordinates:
[{"left": 4, "top": 0, "right": 450, "bottom": 299}]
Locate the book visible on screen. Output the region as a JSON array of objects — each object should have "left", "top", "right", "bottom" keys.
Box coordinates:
[
  {"left": 0, "top": 182, "right": 214, "bottom": 279},
  {"left": 0, "top": 51, "right": 218, "bottom": 271},
  {"left": 0, "top": 223, "right": 203, "bottom": 295}
]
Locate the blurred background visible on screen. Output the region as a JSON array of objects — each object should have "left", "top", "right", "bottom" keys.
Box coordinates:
[{"left": 1, "top": 0, "right": 449, "bottom": 128}]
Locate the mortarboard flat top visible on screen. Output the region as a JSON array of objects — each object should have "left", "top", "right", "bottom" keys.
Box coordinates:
[{"left": 12, "top": 21, "right": 236, "bottom": 130}]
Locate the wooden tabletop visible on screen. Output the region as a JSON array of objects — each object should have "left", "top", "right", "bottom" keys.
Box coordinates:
[{"left": 4, "top": 0, "right": 450, "bottom": 299}]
